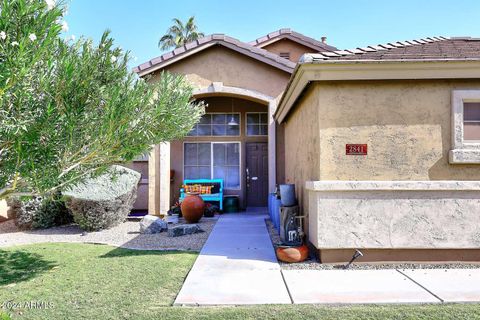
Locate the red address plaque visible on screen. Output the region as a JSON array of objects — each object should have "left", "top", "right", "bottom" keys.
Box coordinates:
[{"left": 346, "top": 144, "right": 367, "bottom": 155}]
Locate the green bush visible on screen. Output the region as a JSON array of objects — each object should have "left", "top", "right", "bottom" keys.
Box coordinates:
[
  {"left": 34, "top": 193, "right": 73, "bottom": 228},
  {"left": 0, "top": 0, "right": 204, "bottom": 200},
  {"left": 0, "top": 311, "right": 12, "bottom": 320},
  {"left": 64, "top": 166, "right": 140, "bottom": 231},
  {"left": 8, "top": 193, "right": 72, "bottom": 230}
]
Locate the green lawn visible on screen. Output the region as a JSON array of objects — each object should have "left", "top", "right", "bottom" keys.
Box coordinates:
[{"left": 1, "top": 243, "right": 479, "bottom": 320}]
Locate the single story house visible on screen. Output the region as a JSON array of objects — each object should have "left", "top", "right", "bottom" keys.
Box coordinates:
[{"left": 134, "top": 30, "right": 480, "bottom": 262}]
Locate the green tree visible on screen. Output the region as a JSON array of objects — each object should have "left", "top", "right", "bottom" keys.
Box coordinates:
[
  {"left": 158, "top": 16, "right": 204, "bottom": 51},
  {"left": 0, "top": 0, "right": 204, "bottom": 199}
]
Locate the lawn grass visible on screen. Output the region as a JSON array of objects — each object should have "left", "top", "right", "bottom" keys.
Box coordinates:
[
  {"left": 0, "top": 243, "right": 196, "bottom": 319},
  {"left": 1, "top": 243, "right": 479, "bottom": 320}
]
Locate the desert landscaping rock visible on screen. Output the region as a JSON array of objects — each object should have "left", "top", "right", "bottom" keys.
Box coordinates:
[
  {"left": 63, "top": 165, "right": 141, "bottom": 231},
  {"left": 139, "top": 215, "right": 168, "bottom": 234},
  {"left": 0, "top": 216, "right": 218, "bottom": 251},
  {"left": 168, "top": 224, "right": 204, "bottom": 237},
  {"left": 166, "top": 215, "right": 179, "bottom": 224},
  {"left": 265, "top": 219, "right": 480, "bottom": 271}
]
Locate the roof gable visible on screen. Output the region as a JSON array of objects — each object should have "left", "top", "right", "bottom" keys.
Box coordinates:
[
  {"left": 249, "top": 28, "right": 338, "bottom": 52},
  {"left": 134, "top": 34, "right": 296, "bottom": 76}
]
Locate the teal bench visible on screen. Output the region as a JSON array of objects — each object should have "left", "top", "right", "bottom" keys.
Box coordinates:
[{"left": 180, "top": 179, "right": 224, "bottom": 211}]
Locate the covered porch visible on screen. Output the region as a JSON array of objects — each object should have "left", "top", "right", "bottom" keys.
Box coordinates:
[{"left": 146, "top": 83, "right": 278, "bottom": 215}]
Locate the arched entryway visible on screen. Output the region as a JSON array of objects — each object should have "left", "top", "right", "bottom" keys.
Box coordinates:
[{"left": 146, "top": 82, "right": 277, "bottom": 215}]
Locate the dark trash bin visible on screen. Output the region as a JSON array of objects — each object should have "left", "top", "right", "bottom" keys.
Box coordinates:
[
  {"left": 279, "top": 184, "right": 296, "bottom": 207},
  {"left": 223, "top": 196, "right": 239, "bottom": 213}
]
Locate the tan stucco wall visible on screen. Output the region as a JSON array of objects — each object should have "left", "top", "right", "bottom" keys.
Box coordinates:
[
  {"left": 283, "top": 85, "right": 321, "bottom": 212},
  {"left": 170, "top": 96, "right": 269, "bottom": 208},
  {"left": 262, "top": 39, "right": 318, "bottom": 62},
  {"left": 284, "top": 79, "right": 480, "bottom": 214},
  {"left": 317, "top": 80, "right": 480, "bottom": 180},
  {"left": 0, "top": 200, "right": 8, "bottom": 221},
  {"left": 153, "top": 46, "right": 290, "bottom": 99}
]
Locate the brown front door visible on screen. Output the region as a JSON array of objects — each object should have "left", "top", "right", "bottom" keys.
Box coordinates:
[{"left": 246, "top": 142, "right": 268, "bottom": 207}]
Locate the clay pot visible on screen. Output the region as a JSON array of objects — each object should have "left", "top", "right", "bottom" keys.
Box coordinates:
[
  {"left": 180, "top": 192, "right": 205, "bottom": 223},
  {"left": 276, "top": 244, "right": 309, "bottom": 263}
]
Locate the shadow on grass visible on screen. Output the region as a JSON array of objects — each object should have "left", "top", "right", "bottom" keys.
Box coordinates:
[
  {"left": 99, "top": 246, "right": 196, "bottom": 259},
  {"left": 0, "top": 249, "right": 57, "bottom": 286}
]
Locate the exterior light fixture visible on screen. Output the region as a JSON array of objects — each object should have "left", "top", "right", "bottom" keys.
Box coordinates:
[{"left": 228, "top": 98, "right": 239, "bottom": 126}]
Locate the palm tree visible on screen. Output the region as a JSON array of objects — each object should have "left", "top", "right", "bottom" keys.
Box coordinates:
[{"left": 158, "top": 16, "right": 205, "bottom": 51}]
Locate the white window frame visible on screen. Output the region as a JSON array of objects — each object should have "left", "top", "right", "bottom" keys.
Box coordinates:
[
  {"left": 450, "top": 90, "right": 480, "bottom": 164},
  {"left": 245, "top": 112, "right": 269, "bottom": 137},
  {"left": 187, "top": 112, "right": 241, "bottom": 137},
  {"left": 183, "top": 141, "right": 242, "bottom": 190}
]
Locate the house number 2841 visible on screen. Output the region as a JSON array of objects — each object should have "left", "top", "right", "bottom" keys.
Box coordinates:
[{"left": 346, "top": 144, "right": 367, "bottom": 155}]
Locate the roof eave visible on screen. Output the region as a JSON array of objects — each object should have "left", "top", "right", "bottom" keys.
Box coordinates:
[
  {"left": 253, "top": 34, "right": 337, "bottom": 52},
  {"left": 275, "top": 58, "right": 480, "bottom": 123},
  {"left": 134, "top": 38, "right": 295, "bottom": 77}
]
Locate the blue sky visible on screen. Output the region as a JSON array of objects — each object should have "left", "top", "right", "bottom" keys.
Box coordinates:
[{"left": 65, "top": 0, "right": 480, "bottom": 68}]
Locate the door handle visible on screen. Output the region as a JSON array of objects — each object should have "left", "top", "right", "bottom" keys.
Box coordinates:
[{"left": 251, "top": 177, "right": 258, "bottom": 181}]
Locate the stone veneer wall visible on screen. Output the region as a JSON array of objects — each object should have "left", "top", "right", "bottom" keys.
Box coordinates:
[{"left": 307, "top": 180, "right": 480, "bottom": 250}]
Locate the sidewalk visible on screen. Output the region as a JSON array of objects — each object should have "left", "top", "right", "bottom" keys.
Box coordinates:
[
  {"left": 174, "top": 209, "right": 291, "bottom": 305},
  {"left": 175, "top": 210, "right": 480, "bottom": 305},
  {"left": 282, "top": 268, "right": 480, "bottom": 304}
]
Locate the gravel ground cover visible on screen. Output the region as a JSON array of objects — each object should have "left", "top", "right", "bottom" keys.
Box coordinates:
[
  {"left": 0, "top": 216, "right": 218, "bottom": 251},
  {"left": 265, "top": 219, "right": 480, "bottom": 270}
]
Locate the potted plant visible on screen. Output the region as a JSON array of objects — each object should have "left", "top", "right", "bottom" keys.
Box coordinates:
[
  {"left": 204, "top": 203, "right": 219, "bottom": 218},
  {"left": 168, "top": 201, "right": 182, "bottom": 218}
]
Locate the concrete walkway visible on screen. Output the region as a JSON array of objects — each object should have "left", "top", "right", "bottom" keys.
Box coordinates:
[
  {"left": 175, "top": 209, "right": 480, "bottom": 305},
  {"left": 174, "top": 208, "right": 291, "bottom": 305}
]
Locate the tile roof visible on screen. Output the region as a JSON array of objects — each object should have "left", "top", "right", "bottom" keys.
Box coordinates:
[
  {"left": 134, "top": 34, "right": 296, "bottom": 76},
  {"left": 300, "top": 37, "right": 480, "bottom": 62},
  {"left": 249, "top": 28, "right": 338, "bottom": 52}
]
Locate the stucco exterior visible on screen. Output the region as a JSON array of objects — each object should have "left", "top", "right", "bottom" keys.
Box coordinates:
[
  {"left": 307, "top": 181, "right": 480, "bottom": 250},
  {"left": 282, "top": 85, "right": 320, "bottom": 211},
  {"left": 283, "top": 79, "right": 480, "bottom": 259},
  {"left": 315, "top": 80, "right": 480, "bottom": 181},
  {"left": 0, "top": 200, "right": 7, "bottom": 221},
  {"left": 152, "top": 46, "right": 290, "bottom": 100},
  {"left": 284, "top": 80, "right": 480, "bottom": 194},
  {"left": 262, "top": 39, "right": 319, "bottom": 63}
]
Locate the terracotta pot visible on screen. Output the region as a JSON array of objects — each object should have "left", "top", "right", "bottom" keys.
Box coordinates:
[
  {"left": 276, "top": 244, "right": 309, "bottom": 263},
  {"left": 180, "top": 192, "right": 205, "bottom": 223}
]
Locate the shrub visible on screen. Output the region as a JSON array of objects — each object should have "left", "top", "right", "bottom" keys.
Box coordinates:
[
  {"left": 168, "top": 201, "right": 182, "bottom": 217},
  {"left": 204, "top": 203, "right": 219, "bottom": 217},
  {"left": 6, "top": 193, "right": 72, "bottom": 230},
  {"left": 63, "top": 166, "right": 141, "bottom": 231},
  {"left": 36, "top": 193, "right": 73, "bottom": 227},
  {"left": 0, "top": 0, "right": 204, "bottom": 200}
]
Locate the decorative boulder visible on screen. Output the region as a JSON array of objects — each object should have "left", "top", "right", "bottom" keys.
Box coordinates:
[
  {"left": 168, "top": 224, "right": 204, "bottom": 237},
  {"left": 139, "top": 215, "right": 168, "bottom": 234},
  {"left": 63, "top": 165, "right": 141, "bottom": 231}
]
